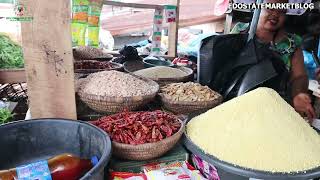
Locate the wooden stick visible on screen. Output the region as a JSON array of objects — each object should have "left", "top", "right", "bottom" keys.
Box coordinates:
[
  {"left": 104, "top": 0, "right": 163, "bottom": 9},
  {"left": 167, "top": 0, "right": 180, "bottom": 57},
  {"left": 20, "top": 0, "right": 77, "bottom": 119}
]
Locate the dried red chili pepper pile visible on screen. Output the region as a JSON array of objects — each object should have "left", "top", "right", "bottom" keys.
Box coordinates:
[{"left": 91, "top": 110, "right": 181, "bottom": 145}]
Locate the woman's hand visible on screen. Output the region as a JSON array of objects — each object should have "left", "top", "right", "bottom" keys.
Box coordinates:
[{"left": 293, "top": 93, "right": 316, "bottom": 120}]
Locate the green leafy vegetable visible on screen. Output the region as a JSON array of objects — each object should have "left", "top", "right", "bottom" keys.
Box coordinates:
[
  {"left": 0, "top": 108, "right": 13, "bottom": 124},
  {"left": 0, "top": 34, "right": 24, "bottom": 69}
]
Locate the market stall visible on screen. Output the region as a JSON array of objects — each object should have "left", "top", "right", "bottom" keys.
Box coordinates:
[{"left": 0, "top": 0, "right": 320, "bottom": 179}]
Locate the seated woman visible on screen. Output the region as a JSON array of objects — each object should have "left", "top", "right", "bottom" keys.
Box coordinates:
[{"left": 232, "top": 0, "right": 315, "bottom": 119}]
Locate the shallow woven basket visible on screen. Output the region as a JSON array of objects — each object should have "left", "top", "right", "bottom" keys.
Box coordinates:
[
  {"left": 134, "top": 67, "right": 194, "bottom": 86},
  {"left": 74, "top": 60, "right": 123, "bottom": 74},
  {"left": 159, "top": 93, "right": 223, "bottom": 115},
  {"left": 112, "top": 119, "right": 184, "bottom": 160},
  {"left": 78, "top": 74, "right": 159, "bottom": 113}
]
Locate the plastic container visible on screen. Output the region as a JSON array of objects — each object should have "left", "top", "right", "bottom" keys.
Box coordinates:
[
  {"left": 183, "top": 114, "right": 320, "bottom": 180},
  {"left": 0, "top": 119, "right": 111, "bottom": 180}
]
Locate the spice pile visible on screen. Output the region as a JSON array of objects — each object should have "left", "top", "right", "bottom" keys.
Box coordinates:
[
  {"left": 73, "top": 46, "right": 111, "bottom": 60},
  {"left": 161, "top": 82, "right": 221, "bottom": 102},
  {"left": 92, "top": 110, "right": 181, "bottom": 145},
  {"left": 187, "top": 87, "right": 320, "bottom": 173},
  {"left": 74, "top": 60, "right": 119, "bottom": 70},
  {"left": 134, "top": 66, "right": 187, "bottom": 79},
  {"left": 79, "top": 70, "right": 158, "bottom": 97}
]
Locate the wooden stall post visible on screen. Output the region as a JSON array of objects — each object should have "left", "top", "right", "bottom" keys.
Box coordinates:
[
  {"left": 20, "top": 0, "right": 77, "bottom": 119},
  {"left": 167, "top": 0, "right": 180, "bottom": 58}
]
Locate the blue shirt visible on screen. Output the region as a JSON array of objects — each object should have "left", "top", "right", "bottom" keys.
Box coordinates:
[{"left": 303, "top": 38, "right": 320, "bottom": 80}]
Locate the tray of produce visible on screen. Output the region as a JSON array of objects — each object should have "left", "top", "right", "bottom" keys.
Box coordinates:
[
  {"left": 159, "top": 82, "right": 223, "bottom": 114},
  {"left": 183, "top": 87, "right": 320, "bottom": 180},
  {"left": 133, "top": 66, "right": 193, "bottom": 86},
  {"left": 77, "top": 70, "right": 159, "bottom": 113},
  {"left": 74, "top": 60, "right": 123, "bottom": 73},
  {"left": 91, "top": 110, "right": 184, "bottom": 161}
]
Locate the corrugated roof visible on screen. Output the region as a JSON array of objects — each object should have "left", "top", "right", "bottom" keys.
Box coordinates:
[{"left": 101, "top": 0, "right": 225, "bottom": 35}]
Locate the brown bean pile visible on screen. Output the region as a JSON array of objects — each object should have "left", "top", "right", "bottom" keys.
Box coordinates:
[{"left": 91, "top": 110, "right": 181, "bottom": 145}]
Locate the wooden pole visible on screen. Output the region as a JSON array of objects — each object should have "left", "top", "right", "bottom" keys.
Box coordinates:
[
  {"left": 167, "top": 0, "right": 180, "bottom": 58},
  {"left": 20, "top": 0, "right": 77, "bottom": 119},
  {"left": 104, "top": 0, "right": 163, "bottom": 9}
]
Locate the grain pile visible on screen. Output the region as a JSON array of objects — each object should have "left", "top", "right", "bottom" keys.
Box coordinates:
[
  {"left": 73, "top": 46, "right": 112, "bottom": 60},
  {"left": 161, "top": 82, "right": 221, "bottom": 102},
  {"left": 187, "top": 87, "right": 320, "bottom": 173},
  {"left": 133, "top": 66, "right": 187, "bottom": 79},
  {"left": 79, "top": 70, "right": 158, "bottom": 97}
]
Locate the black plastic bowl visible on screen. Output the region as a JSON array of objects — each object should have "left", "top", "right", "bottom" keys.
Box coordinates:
[
  {"left": 143, "top": 59, "right": 174, "bottom": 68},
  {"left": 0, "top": 119, "right": 111, "bottom": 180}
]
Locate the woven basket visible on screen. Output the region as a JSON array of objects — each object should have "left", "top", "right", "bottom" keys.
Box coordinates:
[
  {"left": 78, "top": 74, "right": 159, "bottom": 113},
  {"left": 134, "top": 67, "right": 194, "bottom": 86},
  {"left": 159, "top": 93, "right": 223, "bottom": 115},
  {"left": 112, "top": 119, "right": 184, "bottom": 160}
]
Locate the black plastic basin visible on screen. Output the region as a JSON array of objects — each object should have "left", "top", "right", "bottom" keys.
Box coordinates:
[
  {"left": 143, "top": 59, "right": 174, "bottom": 68},
  {"left": 0, "top": 119, "right": 111, "bottom": 180}
]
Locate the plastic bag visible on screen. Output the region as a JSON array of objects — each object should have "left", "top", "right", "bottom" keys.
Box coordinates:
[
  {"left": 71, "top": 22, "right": 87, "bottom": 47},
  {"left": 87, "top": 26, "right": 99, "bottom": 47},
  {"left": 144, "top": 161, "right": 207, "bottom": 180},
  {"left": 110, "top": 172, "right": 147, "bottom": 180},
  {"left": 86, "top": 0, "right": 103, "bottom": 47},
  {"left": 71, "top": 0, "right": 89, "bottom": 47},
  {"left": 72, "top": 0, "right": 89, "bottom": 23},
  {"left": 99, "top": 28, "right": 114, "bottom": 50},
  {"left": 191, "top": 155, "right": 220, "bottom": 180}
]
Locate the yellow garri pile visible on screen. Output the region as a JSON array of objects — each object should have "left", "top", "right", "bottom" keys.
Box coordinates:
[{"left": 187, "top": 87, "right": 320, "bottom": 173}]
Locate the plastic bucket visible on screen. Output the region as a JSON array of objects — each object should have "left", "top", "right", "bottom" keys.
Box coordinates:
[{"left": 0, "top": 119, "right": 111, "bottom": 180}]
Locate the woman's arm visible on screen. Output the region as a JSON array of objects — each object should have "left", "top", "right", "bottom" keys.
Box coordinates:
[
  {"left": 290, "top": 47, "right": 309, "bottom": 96},
  {"left": 290, "top": 47, "right": 316, "bottom": 119}
]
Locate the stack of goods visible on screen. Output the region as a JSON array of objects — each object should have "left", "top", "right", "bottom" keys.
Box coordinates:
[
  {"left": 71, "top": 0, "right": 89, "bottom": 47},
  {"left": 108, "top": 143, "right": 189, "bottom": 173},
  {"left": 71, "top": 0, "right": 103, "bottom": 47},
  {"left": 86, "top": 0, "right": 103, "bottom": 47},
  {"left": 187, "top": 87, "right": 320, "bottom": 173},
  {"left": 143, "top": 161, "right": 206, "bottom": 180},
  {"left": 159, "top": 82, "right": 222, "bottom": 114},
  {"left": 78, "top": 70, "right": 159, "bottom": 113},
  {"left": 110, "top": 161, "right": 207, "bottom": 180},
  {"left": 92, "top": 110, "right": 183, "bottom": 160}
]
